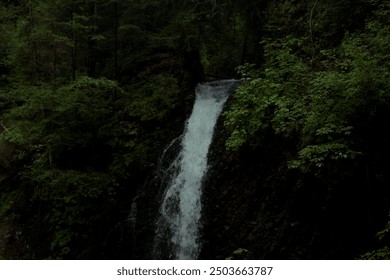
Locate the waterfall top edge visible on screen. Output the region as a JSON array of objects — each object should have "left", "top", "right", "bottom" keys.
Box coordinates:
[
  {"left": 199, "top": 79, "right": 241, "bottom": 87},
  {"left": 196, "top": 79, "right": 241, "bottom": 99}
]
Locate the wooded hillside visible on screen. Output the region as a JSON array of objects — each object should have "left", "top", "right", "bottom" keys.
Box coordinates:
[{"left": 1, "top": 0, "right": 389, "bottom": 259}]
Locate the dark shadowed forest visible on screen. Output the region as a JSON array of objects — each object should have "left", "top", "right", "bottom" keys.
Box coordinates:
[{"left": 0, "top": 0, "right": 390, "bottom": 260}]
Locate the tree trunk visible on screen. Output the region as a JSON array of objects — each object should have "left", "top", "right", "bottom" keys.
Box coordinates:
[
  {"left": 87, "top": 0, "right": 97, "bottom": 77},
  {"left": 29, "top": 0, "right": 39, "bottom": 82},
  {"left": 113, "top": 1, "right": 118, "bottom": 81},
  {"left": 71, "top": 12, "right": 77, "bottom": 81},
  {"left": 52, "top": 43, "right": 57, "bottom": 92},
  {"left": 241, "top": 33, "right": 248, "bottom": 65}
]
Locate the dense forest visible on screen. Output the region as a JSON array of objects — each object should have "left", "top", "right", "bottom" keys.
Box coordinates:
[{"left": 0, "top": 0, "right": 389, "bottom": 259}]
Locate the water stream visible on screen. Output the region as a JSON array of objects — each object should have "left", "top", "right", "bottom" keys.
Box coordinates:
[{"left": 154, "top": 80, "right": 238, "bottom": 259}]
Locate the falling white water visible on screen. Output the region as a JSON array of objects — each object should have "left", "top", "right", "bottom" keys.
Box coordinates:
[{"left": 154, "top": 80, "right": 239, "bottom": 259}]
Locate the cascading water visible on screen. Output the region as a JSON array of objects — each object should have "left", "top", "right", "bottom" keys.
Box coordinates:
[{"left": 154, "top": 80, "right": 239, "bottom": 259}]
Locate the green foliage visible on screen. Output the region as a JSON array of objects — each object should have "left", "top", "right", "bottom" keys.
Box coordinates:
[
  {"left": 1, "top": 77, "right": 119, "bottom": 158},
  {"left": 360, "top": 247, "right": 390, "bottom": 260},
  {"left": 0, "top": 23, "right": 187, "bottom": 255},
  {"left": 221, "top": 0, "right": 390, "bottom": 259},
  {"left": 0, "top": 0, "right": 253, "bottom": 259},
  {"left": 0, "top": 190, "right": 18, "bottom": 218},
  {"left": 377, "top": 221, "right": 390, "bottom": 242},
  {"left": 288, "top": 142, "right": 362, "bottom": 171},
  {"left": 226, "top": 248, "right": 249, "bottom": 260},
  {"left": 126, "top": 74, "right": 180, "bottom": 122},
  {"left": 0, "top": 76, "right": 125, "bottom": 258},
  {"left": 22, "top": 168, "right": 117, "bottom": 259},
  {"left": 224, "top": 35, "right": 311, "bottom": 150},
  {"left": 361, "top": 214, "right": 390, "bottom": 260},
  {"left": 224, "top": 2, "right": 390, "bottom": 176},
  {"left": 100, "top": 73, "right": 184, "bottom": 179},
  {"left": 1, "top": 0, "right": 388, "bottom": 260}
]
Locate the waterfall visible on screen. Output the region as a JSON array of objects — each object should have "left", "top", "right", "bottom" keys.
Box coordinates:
[{"left": 154, "top": 80, "right": 239, "bottom": 259}]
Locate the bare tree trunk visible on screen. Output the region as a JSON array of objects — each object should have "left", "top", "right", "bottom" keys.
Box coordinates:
[
  {"left": 87, "top": 0, "right": 97, "bottom": 77},
  {"left": 113, "top": 1, "right": 118, "bottom": 81},
  {"left": 52, "top": 43, "right": 57, "bottom": 92},
  {"left": 71, "top": 13, "right": 77, "bottom": 81},
  {"left": 309, "top": 0, "right": 319, "bottom": 62},
  {"left": 241, "top": 33, "right": 248, "bottom": 65},
  {"left": 29, "top": 0, "right": 39, "bottom": 81}
]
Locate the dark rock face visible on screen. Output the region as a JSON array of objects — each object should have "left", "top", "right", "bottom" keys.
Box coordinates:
[{"left": 199, "top": 99, "right": 390, "bottom": 260}]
